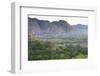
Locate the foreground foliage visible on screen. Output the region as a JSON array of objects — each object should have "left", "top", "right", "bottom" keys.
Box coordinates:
[{"left": 28, "top": 36, "right": 88, "bottom": 60}]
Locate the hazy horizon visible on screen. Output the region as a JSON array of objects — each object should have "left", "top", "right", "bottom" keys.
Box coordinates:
[{"left": 28, "top": 15, "right": 88, "bottom": 25}]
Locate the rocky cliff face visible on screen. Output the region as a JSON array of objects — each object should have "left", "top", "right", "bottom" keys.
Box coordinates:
[
  {"left": 28, "top": 17, "right": 88, "bottom": 36},
  {"left": 28, "top": 18, "right": 71, "bottom": 35}
]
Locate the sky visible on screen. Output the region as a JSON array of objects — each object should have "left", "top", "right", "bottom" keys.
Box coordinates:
[{"left": 28, "top": 15, "right": 88, "bottom": 25}]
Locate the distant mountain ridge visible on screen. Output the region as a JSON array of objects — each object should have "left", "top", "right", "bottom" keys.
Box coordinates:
[{"left": 28, "top": 17, "right": 88, "bottom": 36}]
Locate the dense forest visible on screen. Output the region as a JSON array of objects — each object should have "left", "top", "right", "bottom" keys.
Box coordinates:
[{"left": 28, "top": 35, "right": 88, "bottom": 60}]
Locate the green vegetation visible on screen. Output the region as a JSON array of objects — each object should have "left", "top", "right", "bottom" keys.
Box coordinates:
[{"left": 28, "top": 35, "right": 88, "bottom": 61}]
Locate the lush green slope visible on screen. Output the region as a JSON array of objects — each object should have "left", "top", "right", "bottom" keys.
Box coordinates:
[{"left": 28, "top": 35, "right": 88, "bottom": 60}]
